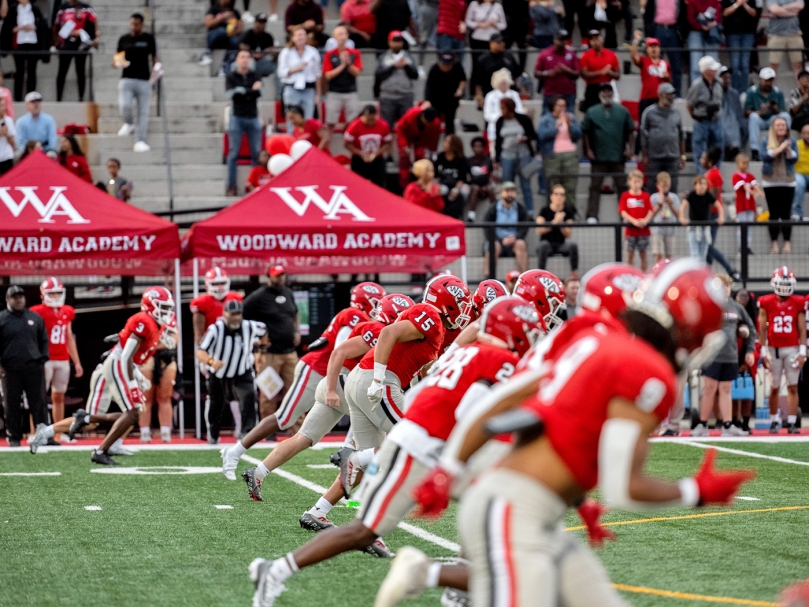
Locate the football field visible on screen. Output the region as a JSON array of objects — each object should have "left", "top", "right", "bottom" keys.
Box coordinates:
[{"left": 2, "top": 438, "right": 809, "bottom": 607}]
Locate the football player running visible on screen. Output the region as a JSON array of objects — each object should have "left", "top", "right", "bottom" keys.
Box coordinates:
[
  {"left": 248, "top": 296, "right": 540, "bottom": 607},
  {"left": 220, "top": 282, "right": 385, "bottom": 479},
  {"left": 758, "top": 266, "right": 806, "bottom": 434},
  {"left": 30, "top": 278, "right": 83, "bottom": 438},
  {"left": 29, "top": 288, "right": 174, "bottom": 464}
]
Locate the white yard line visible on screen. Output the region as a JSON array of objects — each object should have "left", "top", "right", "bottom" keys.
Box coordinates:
[
  {"left": 240, "top": 454, "right": 461, "bottom": 553},
  {"left": 675, "top": 440, "right": 809, "bottom": 467},
  {"left": 0, "top": 440, "right": 346, "bottom": 455},
  {"left": 651, "top": 436, "right": 809, "bottom": 443},
  {"left": 0, "top": 471, "right": 61, "bottom": 476}
]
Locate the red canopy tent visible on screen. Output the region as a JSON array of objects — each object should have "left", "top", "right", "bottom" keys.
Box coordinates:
[
  {"left": 181, "top": 148, "right": 466, "bottom": 275},
  {"left": 0, "top": 151, "right": 180, "bottom": 276}
]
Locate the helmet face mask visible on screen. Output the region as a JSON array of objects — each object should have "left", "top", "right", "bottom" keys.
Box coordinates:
[
  {"left": 205, "top": 267, "right": 231, "bottom": 300},
  {"left": 40, "top": 277, "right": 66, "bottom": 308},
  {"left": 771, "top": 266, "right": 796, "bottom": 297},
  {"left": 372, "top": 294, "right": 414, "bottom": 324},
  {"left": 478, "top": 296, "right": 544, "bottom": 357},
  {"left": 142, "top": 287, "right": 175, "bottom": 326},
  {"left": 423, "top": 275, "right": 473, "bottom": 330},
  {"left": 513, "top": 270, "right": 566, "bottom": 331},
  {"left": 351, "top": 282, "right": 386, "bottom": 315}
]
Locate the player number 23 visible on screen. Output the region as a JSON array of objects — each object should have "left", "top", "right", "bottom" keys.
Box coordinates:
[{"left": 773, "top": 315, "right": 793, "bottom": 334}]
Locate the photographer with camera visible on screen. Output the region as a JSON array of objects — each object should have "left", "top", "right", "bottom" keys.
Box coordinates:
[{"left": 687, "top": 55, "right": 724, "bottom": 173}]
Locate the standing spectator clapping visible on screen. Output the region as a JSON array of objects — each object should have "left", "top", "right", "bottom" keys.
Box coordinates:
[
  {"left": 424, "top": 53, "right": 466, "bottom": 135},
  {"left": 323, "top": 25, "right": 363, "bottom": 129},
  {"left": 115, "top": 12, "right": 157, "bottom": 153},
  {"left": 578, "top": 30, "right": 619, "bottom": 112},
  {"left": 649, "top": 171, "right": 680, "bottom": 262},
  {"left": 538, "top": 96, "right": 581, "bottom": 206},
  {"left": 760, "top": 116, "right": 798, "bottom": 251},
  {"left": 53, "top": 0, "right": 99, "bottom": 102},
  {"left": 277, "top": 28, "right": 320, "bottom": 119},
  {"left": 225, "top": 49, "right": 263, "bottom": 196},
  {"left": 59, "top": 135, "right": 91, "bottom": 182},
  {"left": 0, "top": 98, "right": 15, "bottom": 175},
  {"left": 483, "top": 68, "right": 523, "bottom": 142},
  {"left": 344, "top": 104, "right": 393, "bottom": 187},
  {"left": 494, "top": 96, "right": 538, "bottom": 213},
  {"left": 374, "top": 30, "right": 417, "bottom": 129},
  {"left": 641, "top": 83, "right": 685, "bottom": 192}
]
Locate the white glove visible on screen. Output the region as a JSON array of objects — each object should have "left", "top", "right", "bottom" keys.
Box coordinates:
[
  {"left": 367, "top": 379, "right": 384, "bottom": 404},
  {"left": 134, "top": 367, "right": 152, "bottom": 392}
]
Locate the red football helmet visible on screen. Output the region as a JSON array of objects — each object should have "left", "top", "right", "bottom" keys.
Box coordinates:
[
  {"left": 579, "top": 263, "right": 645, "bottom": 319},
  {"left": 40, "top": 276, "right": 65, "bottom": 308},
  {"left": 505, "top": 270, "right": 521, "bottom": 289},
  {"left": 423, "top": 274, "right": 473, "bottom": 330},
  {"left": 374, "top": 294, "right": 415, "bottom": 324},
  {"left": 781, "top": 580, "right": 809, "bottom": 607},
  {"left": 648, "top": 258, "right": 673, "bottom": 278},
  {"left": 513, "top": 270, "right": 566, "bottom": 330},
  {"left": 771, "top": 266, "right": 796, "bottom": 297},
  {"left": 351, "top": 282, "right": 386, "bottom": 314},
  {"left": 479, "top": 296, "right": 545, "bottom": 357},
  {"left": 141, "top": 286, "right": 175, "bottom": 326},
  {"left": 473, "top": 279, "right": 508, "bottom": 315},
  {"left": 632, "top": 258, "right": 726, "bottom": 355},
  {"left": 205, "top": 267, "right": 231, "bottom": 300}
]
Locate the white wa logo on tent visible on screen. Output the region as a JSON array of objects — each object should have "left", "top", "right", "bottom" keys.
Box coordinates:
[
  {"left": 0, "top": 186, "right": 89, "bottom": 224},
  {"left": 271, "top": 186, "right": 375, "bottom": 222}
]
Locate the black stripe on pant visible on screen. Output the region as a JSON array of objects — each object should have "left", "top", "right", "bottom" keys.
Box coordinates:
[
  {"left": 2, "top": 364, "right": 47, "bottom": 441},
  {"left": 206, "top": 372, "right": 256, "bottom": 440}
]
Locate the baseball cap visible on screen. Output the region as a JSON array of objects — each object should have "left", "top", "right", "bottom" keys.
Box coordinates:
[
  {"left": 645, "top": 37, "right": 660, "bottom": 46},
  {"left": 698, "top": 56, "right": 721, "bottom": 73},
  {"left": 717, "top": 65, "right": 729, "bottom": 76},
  {"left": 658, "top": 82, "right": 676, "bottom": 94},
  {"left": 759, "top": 67, "right": 776, "bottom": 80},
  {"left": 553, "top": 29, "right": 569, "bottom": 40},
  {"left": 224, "top": 299, "right": 243, "bottom": 313},
  {"left": 500, "top": 181, "right": 517, "bottom": 190},
  {"left": 588, "top": 29, "right": 602, "bottom": 37},
  {"left": 438, "top": 52, "right": 455, "bottom": 64},
  {"left": 24, "top": 91, "right": 42, "bottom": 103},
  {"left": 5, "top": 285, "right": 24, "bottom": 297},
  {"left": 255, "top": 12, "right": 268, "bottom": 21},
  {"left": 388, "top": 30, "right": 404, "bottom": 42},
  {"left": 267, "top": 265, "right": 286, "bottom": 277},
  {"left": 490, "top": 32, "right": 504, "bottom": 43},
  {"left": 598, "top": 82, "right": 613, "bottom": 91}
]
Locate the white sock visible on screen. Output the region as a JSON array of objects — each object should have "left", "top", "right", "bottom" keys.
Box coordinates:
[
  {"left": 309, "top": 497, "right": 333, "bottom": 516},
  {"left": 160, "top": 425, "right": 171, "bottom": 437},
  {"left": 342, "top": 426, "right": 355, "bottom": 449},
  {"left": 788, "top": 415, "right": 797, "bottom": 424},
  {"left": 140, "top": 426, "right": 150, "bottom": 436},
  {"left": 426, "top": 563, "right": 442, "bottom": 587},
  {"left": 231, "top": 440, "right": 247, "bottom": 458},
  {"left": 42, "top": 425, "right": 55, "bottom": 439},
  {"left": 269, "top": 554, "right": 298, "bottom": 582},
  {"left": 230, "top": 400, "right": 242, "bottom": 435},
  {"left": 356, "top": 448, "right": 375, "bottom": 468},
  {"left": 255, "top": 462, "right": 270, "bottom": 481},
  {"left": 771, "top": 414, "right": 779, "bottom": 422}
]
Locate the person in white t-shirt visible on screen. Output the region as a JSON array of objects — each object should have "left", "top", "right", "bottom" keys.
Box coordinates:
[{"left": 0, "top": 97, "right": 16, "bottom": 174}]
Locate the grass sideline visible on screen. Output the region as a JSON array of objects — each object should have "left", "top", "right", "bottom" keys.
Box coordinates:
[{"left": 1, "top": 442, "right": 808, "bottom": 606}]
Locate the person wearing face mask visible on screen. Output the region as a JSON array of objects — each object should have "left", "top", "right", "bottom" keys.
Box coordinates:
[{"left": 197, "top": 299, "right": 267, "bottom": 444}]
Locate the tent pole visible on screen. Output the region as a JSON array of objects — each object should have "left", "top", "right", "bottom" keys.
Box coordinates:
[
  {"left": 460, "top": 255, "right": 467, "bottom": 284},
  {"left": 174, "top": 258, "right": 184, "bottom": 440},
  {"left": 193, "top": 259, "right": 201, "bottom": 440}
]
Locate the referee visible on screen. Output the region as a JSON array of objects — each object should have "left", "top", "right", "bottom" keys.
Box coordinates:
[{"left": 196, "top": 300, "right": 267, "bottom": 444}]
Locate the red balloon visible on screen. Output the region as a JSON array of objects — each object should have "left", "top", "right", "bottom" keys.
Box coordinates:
[{"left": 266, "top": 134, "right": 295, "bottom": 156}]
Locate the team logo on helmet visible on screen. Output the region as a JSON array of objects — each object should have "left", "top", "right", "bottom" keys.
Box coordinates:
[
  {"left": 447, "top": 285, "right": 466, "bottom": 300},
  {"left": 484, "top": 286, "right": 497, "bottom": 301},
  {"left": 613, "top": 273, "right": 643, "bottom": 293},
  {"left": 512, "top": 304, "right": 539, "bottom": 323},
  {"left": 363, "top": 285, "right": 383, "bottom": 294},
  {"left": 539, "top": 276, "right": 560, "bottom": 292},
  {"left": 392, "top": 296, "right": 410, "bottom": 307},
  {"left": 144, "top": 289, "right": 160, "bottom": 300}
]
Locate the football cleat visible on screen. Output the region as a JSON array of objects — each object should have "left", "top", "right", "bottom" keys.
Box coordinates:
[
  {"left": 330, "top": 445, "right": 355, "bottom": 468},
  {"left": 339, "top": 450, "right": 362, "bottom": 498},
  {"left": 660, "top": 429, "right": 679, "bottom": 437},
  {"left": 28, "top": 423, "right": 49, "bottom": 454},
  {"left": 107, "top": 442, "right": 135, "bottom": 456},
  {"left": 721, "top": 425, "right": 748, "bottom": 437},
  {"left": 363, "top": 537, "right": 394, "bottom": 558},
  {"left": 68, "top": 408, "right": 88, "bottom": 440},
  {"left": 788, "top": 424, "right": 801, "bottom": 434},
  {"left": 221, "top": 446, "right": 239, "bottom": 481},
  {"left": 90, "top": 450, "right": 120, "bottom": 466},
  {"left": 690, "top": 424, "right": 709, "bottom": 437},
  {"left": 770, "top": 421, "right": 780, "bottom": 434},
  {"left": 440, "top": 589, "right": 471, "bottom": 607},
  {"left": 374, "top": 546, "right": 429, "bottom": 607},
  {"left": 249, "top": 558, "right": 286, "bottom": 607},
  {"left": 243, "top": 467, "right": 264, "bottom": 501},
  {"left": 299, "top": 512, "right": 335, "bottom": 532}
]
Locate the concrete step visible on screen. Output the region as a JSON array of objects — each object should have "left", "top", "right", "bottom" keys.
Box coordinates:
[
  {"left": 84, "top": 147, "right": 224, "bottom": 165},
  {"left": 85, "top": 132, "right": 219, "bottom": 151},
  {"left": 130, "top": 195, "right": 232, "bottom": 214},
  {"left": 97, "top": 116, "right": 219, "bottom": 134},
  {"left": 131, "top": 178, "right": 227, "bottom": 197},
  {"left": 91, "top": 163, "right": 226, "bottom": 181},
  {"left": 95, "top": 102, "right": 220, "bottom": 119}
]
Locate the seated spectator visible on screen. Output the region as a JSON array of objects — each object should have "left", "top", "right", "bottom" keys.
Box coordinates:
[
  {"left": 0, "top": 70, "right": 13, "bottom": 118},
  {"left": 239, "top": 13, "right": 275, "bottom": 77},
  {"left": 340, "top": 0, "right": 376, "bottom": 47},
  {"left": 732, "top": 153, "right": 762, "bottom": 248},
  {"left": 344, "top": 105, "right": 392, "bottom": 187},
  {"left": 374, "top": 30, "right": 417, "bottom": 129},
  {"left": 472, "top": 33, "right": 520, "bottom": 109},
  {"left": 287, "top": 104, "right": 330, "bottom": 151},
  {"left": 0, "top": 98, "right": 14, "bottom": 175},
  {"left": 436, "top": 0, "right": 466, "bottom": 60},
  {"left": 528, "top": 0, "right": 561, "bottom": 49},
  {"left": 538, "top": 95, "right": 581, "bottom": 207},
  {"left": 534, "top": 31, "right": 579, "bottom": 114},
  {"left": 680, "top": 173, "right": 722, "bottom": 260},
  {"left": 0, "top": 0, "right": 50, "bottom": 102},
  {"left": 745, "top": 68, "right": 791, "bottom": 160},
  {"left": 59, "top": 135, "right": 92, "bottom": 182},
  {"left": 284, "top": 0, "right": 325, "bottom": 47},
  {"left": 323, "top": 25, "right": 363, "bottom": 129},
  {"left": 371, "top": 0, "right": 414, "bottom": 50},
  {"left": 536, "top": 184, "right": 579, "bottom": 277},
  {"left": 245, "top": 150, "right": 271, "bottom": 191},
  {"left": 649, "top": 171, "right": 680, "bottom": 263},
  {"left": 686, "top": 56, "right": 724, "bottom": 173},
  {"left": 20, "top": 139, "right": 41, "bottom": 160},
  {"left": 618, "top": 169, "right": 654, "bottom": 270},
  {"left": 719, "top": 65, "right": 746, "bottom": 160},
  {"left": 15, "top": 92, "right": 56, "bottom": 152},
  {"left": 277, "top": 28, "right": 320, "bottom": 120},
  {"left": 396, "top": 104, "right": 441, "bottom": 187},
  {"left": 582, "top": 83, "right": 633, "bottom": 222},
  {"left": 104, "top": 158, "right": 133, "bottom": 201},
  {"left": 483, "top": 182, "right": 530, "bottom": 278},
  {"left": 225, "top": 49, "right": 263, "bottom": 196},
  {"left": 403, "top": 159, "right": 444, "bottom": 211},
  {"left": 483, "top": 68, "right": 523, "bottom": 143},
  {"left": 201, "top": 0, "right": 242, "bottom": 75},
  {"left": 467, "top": 136, "right": 495, "bottom": 222},
  {"left": 788, "top": 70, "right": 809, "bottom": 133},
  {"left": 767, "top": 0, "right": 804, "bottom": 78},
  {"left": 760, "top": 116, "right": 798, "bottom": 252},
  {"left": 424, "top": 53, "right": 466, "bottom": 135},
  {"left": 641, "top": 83, "right": 685, "bottom": 193},
  {"left": 630, "top": 32, "right": 670, "bottom": 139},
  {"left": 434, "top": 134, "right": 471, "bottom": 219},
  {"left": 116, "top": 12, "right": 157, "bottom": 154},
  {"left": 53, "top": 0, "right": 100, "bottom": 102},
  {"left": 579, "top": 30, "right": 619, "bottom": 113},
  {"left": 791, "top": 124, "right": 809, "bottom": 219},
  {"left": 494, "top": 97, "right": 538, "bottom": 213},
  {"left": 685, "top": 0, "right": 722, "bottom": 85},
  {"left": 466, "top": 0, "right": 507, "bottom": 52}
]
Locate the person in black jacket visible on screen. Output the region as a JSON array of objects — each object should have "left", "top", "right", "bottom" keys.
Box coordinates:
[
  {"left": 226, "top": 49, "right": 263, "bottom": 196},
  {"left": 483, "top": 181, "right": 530, "bottom": 278},
  {"left": 0, "top": 285, "right": 48, "bottom": 446},
  {"left": 0, "top": 0, "right": 52, "bottom": 101},
  {"left": 424, "top": 52, "right": 466, "bottom": 135}
]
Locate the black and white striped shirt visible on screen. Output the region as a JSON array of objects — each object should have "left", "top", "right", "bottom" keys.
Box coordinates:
[{"left": 199, "top": 319, "right": 266, "bottom": 379}]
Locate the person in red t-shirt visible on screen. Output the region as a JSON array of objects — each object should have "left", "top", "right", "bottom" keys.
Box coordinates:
[
  {"left": 578, "top": 30, "right": 620, "bottom": 112},
  {"left": 395, "top": 104, "right": 441, "bottom": 187},
  {"left": 403, "top": 159, "right": 444, "bottom": 212},
  {"left": 59, "top": 135, "right": 93, "bottom": 183},
  {"left": 245, "top": 150, "right": 271, "bottom": 192},
  {"left": 630, "top": 31, "right": 670, "bottom": 117},
  {"left": 343, "top": 104, "right": 392, "bottom": 187},
  {"left": 339, "top": 0, "right": 376, "bottom": 47},
  {"left": 731, "top": 153, "right": 763, "bottom": 252},
  {"left": 618, "top": 170, "right": 654, "bottom": 270},
  {"left": 701, "top": 146, "right": 739, "bottom": 278},
  {"left": 286, "top": 104, "right": 330, "bottom": 152}
]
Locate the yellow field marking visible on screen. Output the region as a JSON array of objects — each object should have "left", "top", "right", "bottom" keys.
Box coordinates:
[
  {"left": 613, "top": 583, "right": 779, "bottom": 606},
  {"left": 566, "top": 505, "right": 809, "bottom": 531}
]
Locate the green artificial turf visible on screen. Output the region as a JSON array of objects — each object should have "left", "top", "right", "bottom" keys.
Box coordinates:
[{"left": 1, "top": 441, "right": 807, "bottom": 607}]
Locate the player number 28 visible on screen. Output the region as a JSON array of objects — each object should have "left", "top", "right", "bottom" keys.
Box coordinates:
[
  {"left": 773, "top": 315, "right": 793, "bottom": 333},
  {"left": 50, "top": 325, "right": 67, "bottom": 345}
]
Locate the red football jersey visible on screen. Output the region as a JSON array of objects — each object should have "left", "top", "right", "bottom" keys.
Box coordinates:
[
  {"left": 302, "top": 307, "right": 371, "bottom": 375},
  {"left": 406, "top": 343, "right": 518, "bottom": 440},
  {"left": 522, "top": 322, "right": 677, "bottom": 491},
  {"left": 637, "top": 56, "right": 670, "bottom": 100},
  {"left": 758, "top": 294, "right": 804, "bottom": 348},
  {"left": 359, "top": 303, "right": 445, "bottom": 386},
  {"left": 118, "top": 312, "right": 165, "bottom": 365},
  {"left": 190, "top": 291, "right": 244, "bottom": 329},
  {"left": 344, "top": 320, "right": 386, "bottom": 371},
  {"left": 30, "top": 304, "right": 76, "bottom": 361},
  {"left": 441, "top": 326, "right": 462, "bottom": 353}
]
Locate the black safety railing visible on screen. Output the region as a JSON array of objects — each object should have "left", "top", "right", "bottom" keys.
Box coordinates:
[{"left": 0, "top": 49, "right": 95, "bottom": 102}]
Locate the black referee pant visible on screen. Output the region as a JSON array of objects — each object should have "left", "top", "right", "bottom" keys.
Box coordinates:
[
  {"left": 2, "top": 363, "right": 47, "bottom": 442},
  {"left": 206, "top": 371, "right": 257, "bottom": 441}
]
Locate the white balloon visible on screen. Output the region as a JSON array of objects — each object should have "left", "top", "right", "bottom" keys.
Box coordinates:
[
  {"left": 268, "top": 153, "right": 294, "bottom": 176},
  {"left": 289, "top": 139, "right": 313, "bottom": 160}
]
